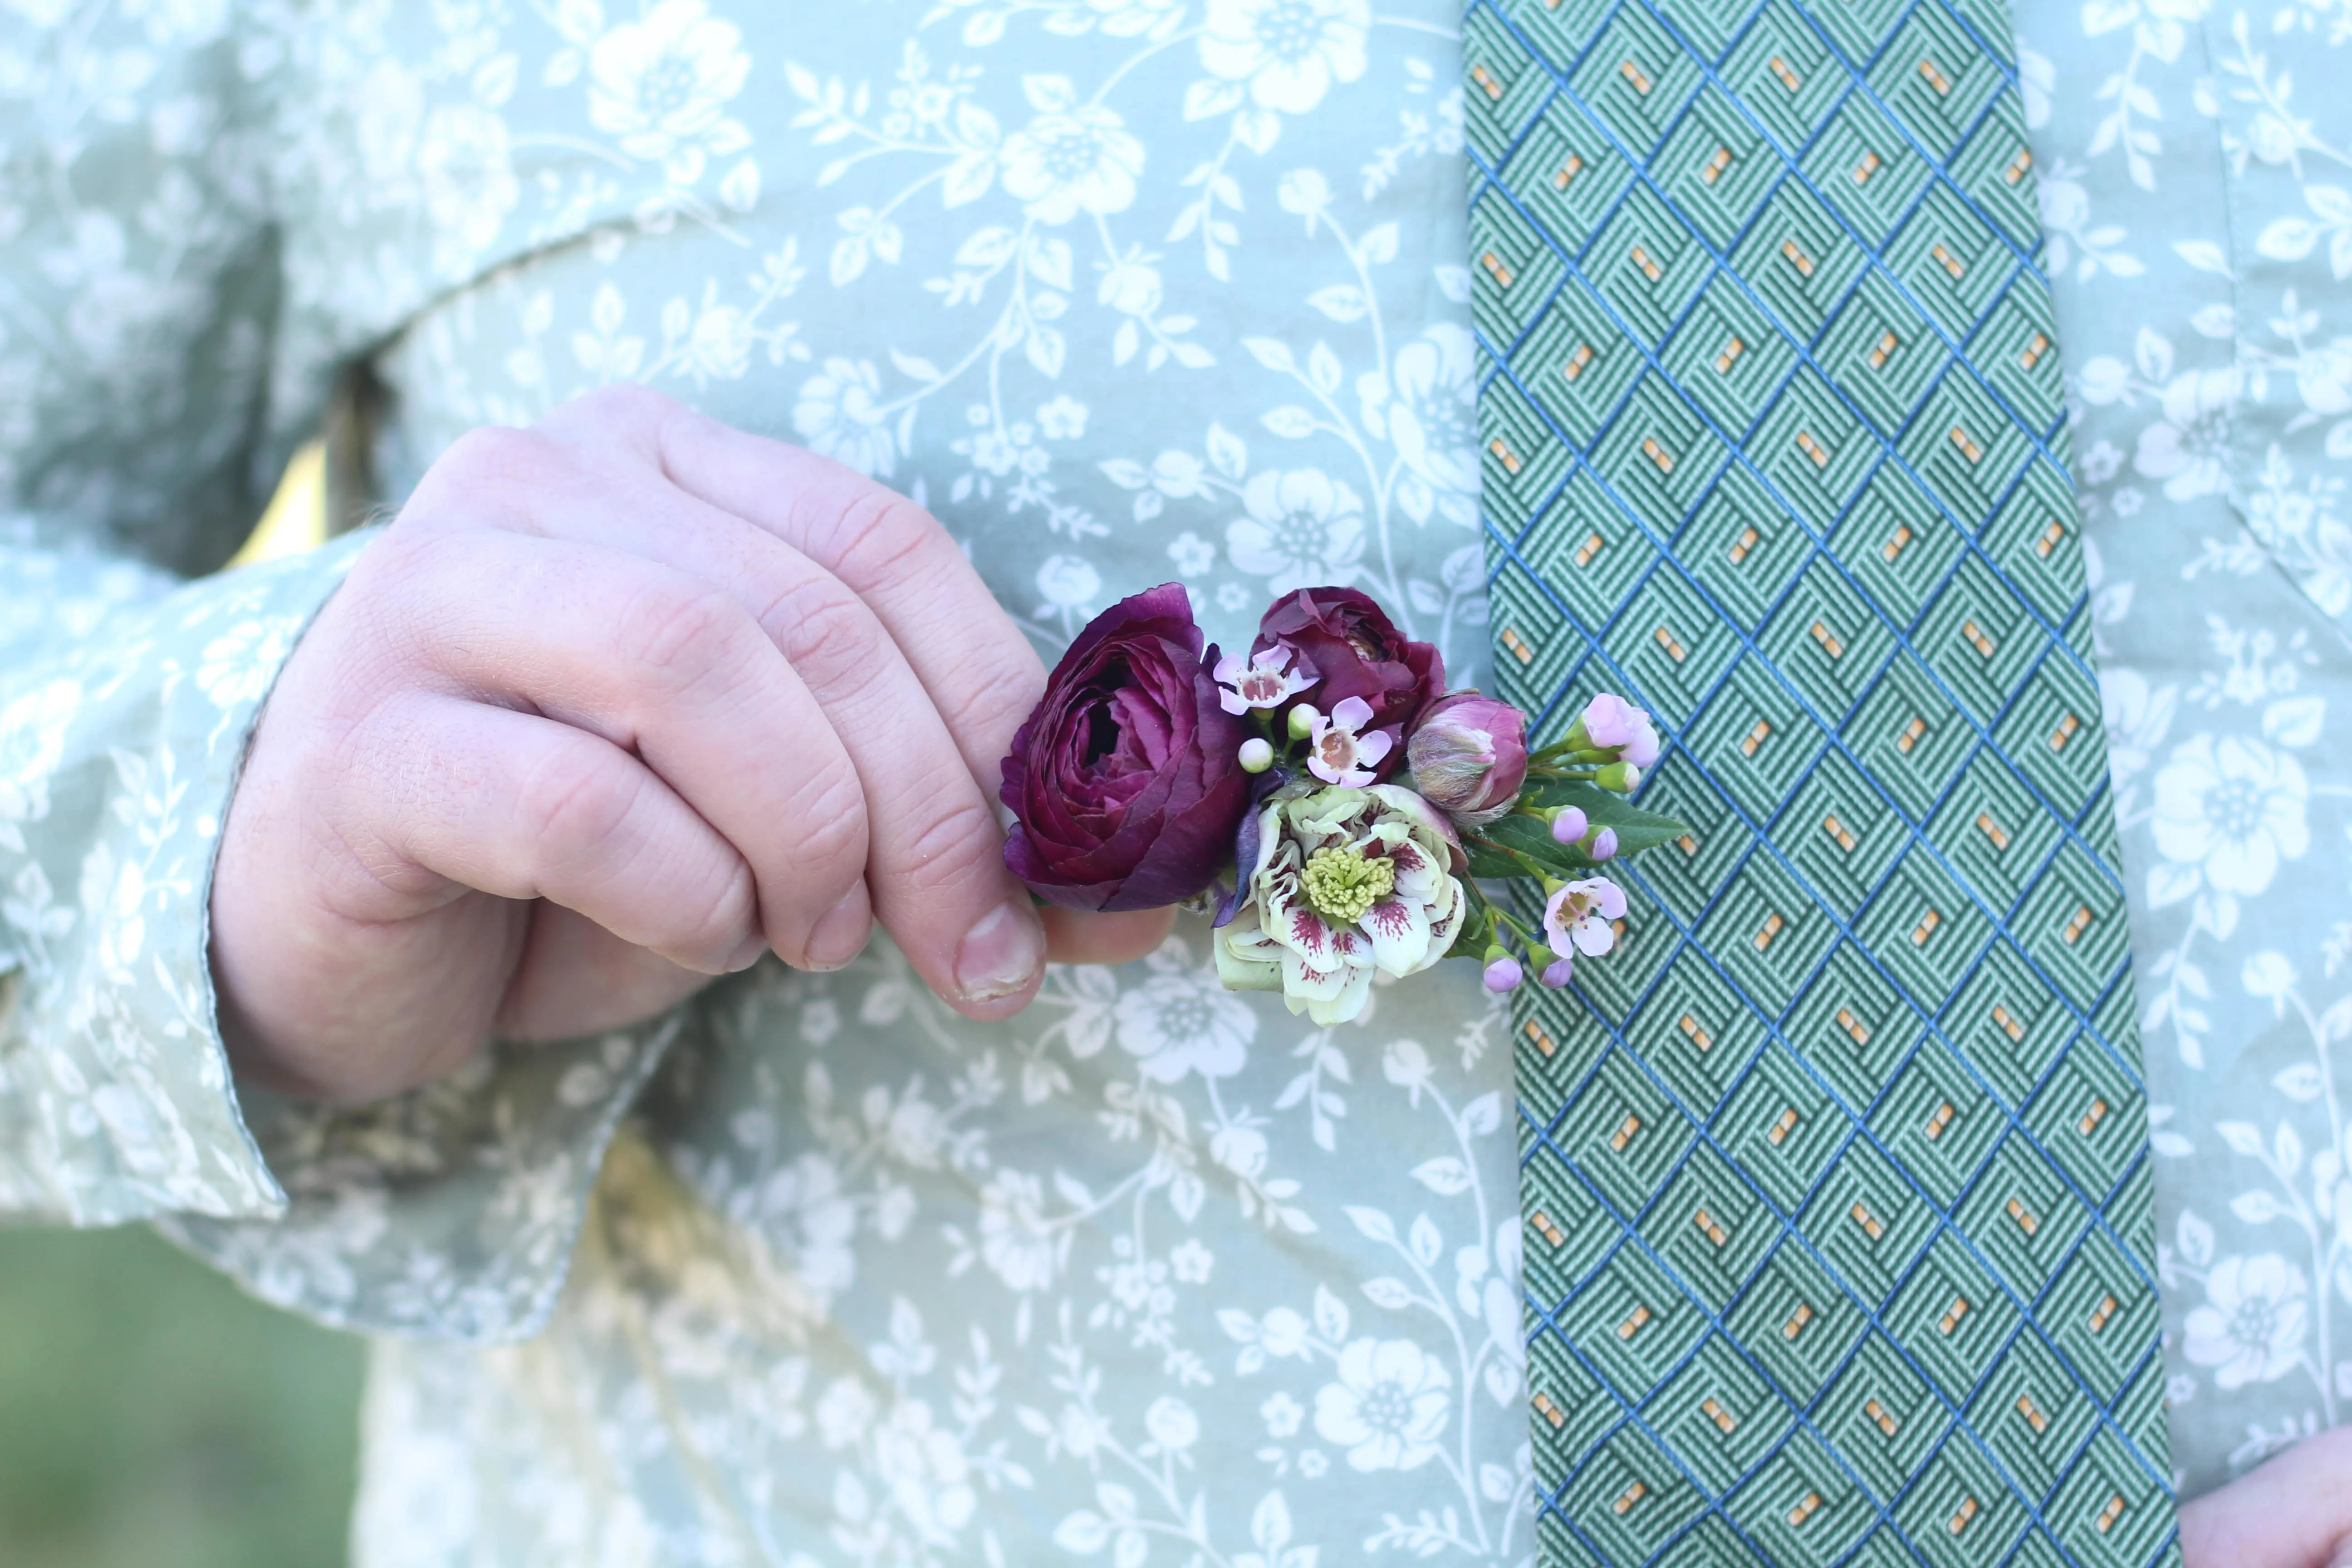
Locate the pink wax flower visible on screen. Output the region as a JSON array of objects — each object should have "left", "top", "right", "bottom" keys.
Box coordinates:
[
  {"left": 1213, "top": 645, "right": 1315, "bottom": 715},
  {"left": 1307, "top": 696, "right": 1394, "bottom": 788},
  {"left": 1544, "top": 877, "right": 1628, "bottom": 958}
]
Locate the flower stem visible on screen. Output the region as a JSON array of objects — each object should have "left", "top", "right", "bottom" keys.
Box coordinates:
[{"left": 1465, "top": 834, "right": 1565, "bottom": 881}]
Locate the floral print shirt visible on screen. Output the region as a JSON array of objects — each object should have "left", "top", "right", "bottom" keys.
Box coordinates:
[
  {"left": 2018, "top": 0, "right": 2352, "bottom": 1497},
  {"left": 0, "top": 0, "right": 2343, "bottom": 1558}
]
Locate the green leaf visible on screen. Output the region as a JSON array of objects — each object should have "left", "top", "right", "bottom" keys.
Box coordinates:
[
  {"left": 1463, "top": 825, "right": 1556, "bottom": 882},
  {"left": 1464, "top": 782, "right": 1687, "bottom": 882},
  {"left": 1523, "top": 779, "right": 1688, "bottom": 849}
]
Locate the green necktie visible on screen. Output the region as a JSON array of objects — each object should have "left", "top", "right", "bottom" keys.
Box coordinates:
[{"left": 1468, "top": 0, "right": 2180, "bottom": 1562}]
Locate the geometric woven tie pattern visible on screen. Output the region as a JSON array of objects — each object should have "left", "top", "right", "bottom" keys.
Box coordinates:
[{"left": 1469, "top": 0, "right": 2180, "bottom": 1560}]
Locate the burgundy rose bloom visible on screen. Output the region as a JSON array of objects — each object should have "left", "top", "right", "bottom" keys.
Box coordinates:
[
  {"left": 1250, "top": 587, "right": 1443, "bottom": 779},
  {"left": 1001, "top": 583, "right": 1253, "bottom": 911}
]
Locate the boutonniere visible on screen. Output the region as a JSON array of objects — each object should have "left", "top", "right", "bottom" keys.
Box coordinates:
[{"left": 1001, "top": 582, "right": 1684, "bottom": 1024}]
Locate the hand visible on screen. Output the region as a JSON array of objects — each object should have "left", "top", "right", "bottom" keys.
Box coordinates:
[
  {"left": 211, "top": 386, "right": 1173, "bottom": 1103},
  {"left": 2182, "top": 1425, "right": 2352, "bottom": 1568}
]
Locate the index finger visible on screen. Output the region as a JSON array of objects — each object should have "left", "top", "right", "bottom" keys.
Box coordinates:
[
  {"left": 564, "top": 392, "right": 1049, "bottom": 795},
  {"left": 642, "top": 407, "right": 1183, "bottom": 971}
]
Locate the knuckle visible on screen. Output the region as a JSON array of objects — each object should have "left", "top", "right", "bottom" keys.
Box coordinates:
[
  {"left": 401, "top": 426, "right": 567, "bottom": 533},
  {"left": 827, "top": 488, "right": 949, "bottom": 583},
  {"left": 764, "top": 578, "right": 889, "bottom": 699},
  {"left": 564, "top": 381, "right": 680, "bottom": 425},
  {"left": 552, "top": 382, "right": 683, "bottom": 445},
  {"left": 516, "top": 749, "right": 641, "bottom": 862},
  {"left": 678, "top": 862, "right": 759, "bottom": 959},
  {"left": 439, "top": 424, "right": 565, "bottom": 490},
  {"left": 611, "top": 577, "right": 755, "bottom": 695},
  {"left": 936, "top": 645, "right": 1048, "bottom": 753},
  {"left": 887, "top": 792, "right": 999, "bottom": 893},
  {"left": 787, "top": 765, "right": 870, "bottom": 882}
]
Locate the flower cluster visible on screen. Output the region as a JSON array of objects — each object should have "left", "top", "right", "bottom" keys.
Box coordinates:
[{"left": 1001, "top": 584, "right": 1684, "bottom": 1024}]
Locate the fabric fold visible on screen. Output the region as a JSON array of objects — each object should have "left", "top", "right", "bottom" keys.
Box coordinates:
[
  {"left": 2202, "top": 7, "right": 2352, "bottom": 639},
  {"left": 0, "top": 534, "right": 365, "bottom": 1226},
  {"left": 159, "top": 1009, "right": 685, "bottom": 1342}
]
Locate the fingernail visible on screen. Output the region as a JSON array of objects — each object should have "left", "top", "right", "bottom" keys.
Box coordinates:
[
  {"left": 954, "top": 902, "right": 1045, "bottom": 1004},
  {"left": 806, "top": 887, "right": 871, "bottom": 971},
  {"left": 728, "top": 932, "right": 770, "bottom": 972}
]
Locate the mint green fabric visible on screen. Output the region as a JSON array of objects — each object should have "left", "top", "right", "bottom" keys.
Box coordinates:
[
  {"left": 0, "top": 0, "right": 2344, "bottom": 1560},
  {"left": 1470, "top": 0, "right": 2179, "bottom": 1560}
]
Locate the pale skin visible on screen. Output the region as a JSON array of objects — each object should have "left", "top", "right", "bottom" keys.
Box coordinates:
[
  {"left": 207, "top": 390, "right": 2344, "bottom": 1558},
  {"left": 2180, "top": 1428, "right": 2352, "bottom": 1568},
  {"left": 210, "top": 384, "right": 1171, "bottom": 1105}
]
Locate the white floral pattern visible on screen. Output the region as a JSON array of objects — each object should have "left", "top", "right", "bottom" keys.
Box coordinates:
[
  {"left": 1314, "top": 1336, "right": 1452, "bottom": 1471},
  {"left": 2026, "top": 0, "right": 2352, "bottom": 1496},
  {"left": 2182, "top": 1251, "right": 2311, "bottom": 1391},
  {"left": 0, "top": 0, "right": 2345, "bottom": 1552},
  {"left": 0, "top": 0, "right": 1539, "bottom": 1562}
]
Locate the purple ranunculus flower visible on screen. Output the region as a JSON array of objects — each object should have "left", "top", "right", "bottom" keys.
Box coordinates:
[
  {"left": 1406, "top": 691, "right": 1528, "bottom": 824},
  {"left": 1002, "top": 583, "right": 1253, "bottom": 911},
  {"left": 1252, "top": 587, "right": 1443, "bottom": 780}
]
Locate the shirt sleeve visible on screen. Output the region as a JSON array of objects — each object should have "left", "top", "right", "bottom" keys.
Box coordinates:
[
  {"left": 0, "top": 12, "right": 344, "bottom": 1224},
  {"left": 0, "top": 533, "right": 364, "bottom": 1225},
  {"left": 0, "top": 13, "right": 679, "bottom": 1343}
]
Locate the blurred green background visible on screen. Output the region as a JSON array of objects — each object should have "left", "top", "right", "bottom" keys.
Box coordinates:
[{"left": 0, "top": 1224, "right": 363, "bottom": 1568}]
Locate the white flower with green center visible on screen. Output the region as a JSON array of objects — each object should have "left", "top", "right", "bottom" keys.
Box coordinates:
[
  {"left": 1301, "top": 843, "right": 1392, "bottom": 922},
  {"left": 1214, "top": 784, "right": 1465, "bottom": 1024}
]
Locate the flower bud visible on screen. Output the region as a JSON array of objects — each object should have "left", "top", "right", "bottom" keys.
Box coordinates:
[
  {"left": 1407, "top": 692, "right": 1528, "bottom": 824},
  {"left": 1580, "top": 693, "right": 1644, "bottom": 750},
  {"left": 1527, "top": 943, "right": 1571, "bottom": 988},
  {"left": 1624, "top": 714, "right": 1662, "bottom": 769},
  {"left": 1238, "top": 737, "right": 1275, "bottom": 773},
  {"left": 1597, "top": 761, "right": 1641, "bottom": 794},
  {"left": 1586, "top": 826, "right": 1618, "bottom": 862},
  {"left": 1482, "top": 955, "right": 1523, "bottom": 992},
  {"left": 1582, "top": 692, "right": 1663, "bottom": 769},
  {"left": 1550, "top": 806, "right": 1590, "bottom": 846},
  {"left": 1288, "top": 703, "right": 1320, "bottom": 741}
]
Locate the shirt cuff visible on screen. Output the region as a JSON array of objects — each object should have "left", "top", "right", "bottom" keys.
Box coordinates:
[
  {"left": 0, "top": 533, "right": 369, "bottom": 1226},
  {"left": 160, "top": 1010, "right": 680, "bottom": 1341},
  {"left": 120, "top": 530, "right": 686, "bottom": 1342}
]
